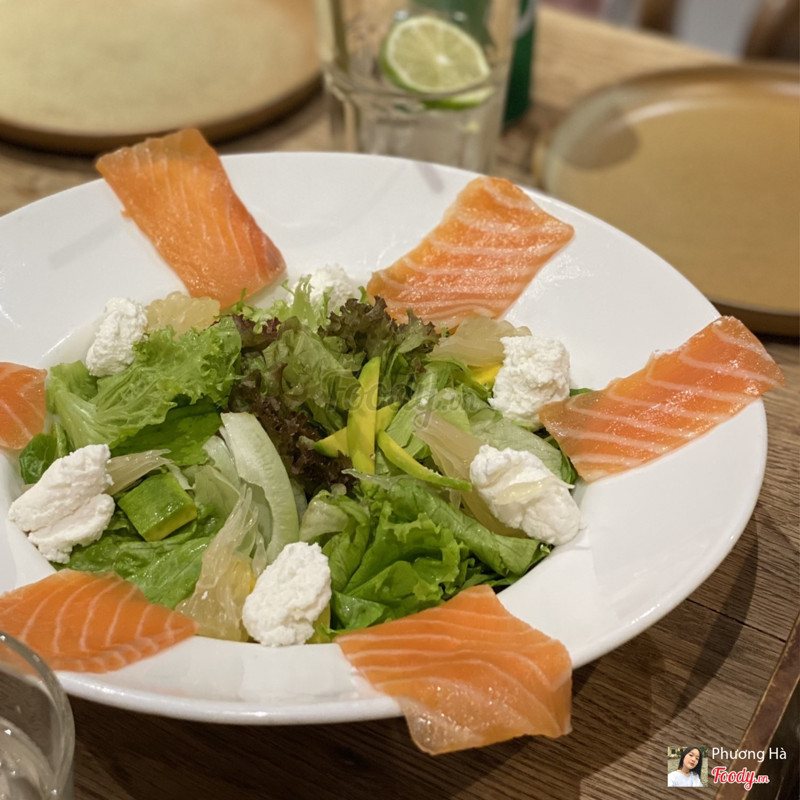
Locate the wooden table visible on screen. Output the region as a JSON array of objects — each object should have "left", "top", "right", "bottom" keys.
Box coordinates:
[{"left": 2, "top": 7, "right": 798, "bottom": 799}]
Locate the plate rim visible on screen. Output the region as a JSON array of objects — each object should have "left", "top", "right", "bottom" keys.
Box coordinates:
[
  {"left": 534, "top": 63, "right": 800, "bottom": 337},
  {"left": 0, "top": 0, "right": 320, "bottom": 155}
]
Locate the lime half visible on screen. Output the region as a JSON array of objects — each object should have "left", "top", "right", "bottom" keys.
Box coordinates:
[{"left": 379, "top": 15, "right": 492, "bottom": 107}]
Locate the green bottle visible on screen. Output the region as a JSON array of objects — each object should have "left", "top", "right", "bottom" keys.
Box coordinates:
[{"left": 504, "top": 0, "right": 535, "bottom": 123}]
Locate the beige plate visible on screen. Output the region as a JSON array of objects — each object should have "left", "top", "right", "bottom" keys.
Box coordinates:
[
  {"left": 0, "top": 0, "right": 320, "bottom": 154},
  {"left": 536, "top": 64, "right": 800, "bottom": 337}
]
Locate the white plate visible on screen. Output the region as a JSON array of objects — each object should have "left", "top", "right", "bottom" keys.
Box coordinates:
[{"left": 0, "top": 153, "right": 766, "bottom": 724}]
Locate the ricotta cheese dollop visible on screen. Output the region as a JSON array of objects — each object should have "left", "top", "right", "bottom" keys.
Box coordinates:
[
  {"left": 85, "top": 297, "right": 148, "bottom": 377},
  {"left": 469, "top": 444, "right": 581, "bottom": 546},
  {"left": 306, "top": 265, "right": 361, "bottom": 314},
  {"left": 489, "top": 335, "right": 570, "bottom": 426},
  {"left": 8, "top": 444, "right": 114, "bottom": 563},
  {"left": 242, "top": 541, "right": 332, "bottom": 647}
]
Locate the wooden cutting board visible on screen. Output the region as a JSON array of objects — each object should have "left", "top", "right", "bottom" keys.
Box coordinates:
[
  {"left": 537, "top": 64, "right": 800, "bottom": 337},
  {"left": 0, "top": 0, "right": 320, "bottom": 154}
]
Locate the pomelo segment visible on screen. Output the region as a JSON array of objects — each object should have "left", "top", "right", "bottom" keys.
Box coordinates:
[{"left": 145, "top": 292, "right": 220, "bottom": 336}]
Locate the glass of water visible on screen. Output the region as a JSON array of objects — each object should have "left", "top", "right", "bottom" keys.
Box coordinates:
[
  {"left": 0, "top": 632, "right": 74, "bottom": 800},
  {"left": 313, "top": 0, "right": 519, "bottom": 174}
]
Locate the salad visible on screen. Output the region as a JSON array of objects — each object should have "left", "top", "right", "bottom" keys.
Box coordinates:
[{"left": 8, "top": 270, "right": 583, "bottom": 646}]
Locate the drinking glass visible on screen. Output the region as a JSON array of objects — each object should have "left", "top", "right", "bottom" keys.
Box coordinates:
[
  {"left": 314, "top": 0, "right": 519, "bottom": 173},
  {"left": 0, "top": 632, "right": 74, "bottom": 800}
]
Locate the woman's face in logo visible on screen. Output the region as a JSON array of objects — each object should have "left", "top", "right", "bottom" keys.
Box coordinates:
[{"left": 684, "top": 749, "right": 700, "bottom": 770}]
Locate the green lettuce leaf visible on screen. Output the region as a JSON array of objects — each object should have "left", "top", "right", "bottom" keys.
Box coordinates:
[
  {"left": 384, "top": 360, "right": 471, "bottom": 459},
  {"left": 322, "top": 498, "right": 463, "bottom": 630},
  {"left": 64, "top": 506, "right": 223, "bottom": 608},
  {"left": 232, "top": 276, "right": 333, "bottom": 331},
  {"left": 18, "top": 423, "right": 70, "bottom": 484},
  {"left": 48, "top": 317, "right": 241, "bottom": 449},
  {"left": 260, "top": 317, "right": 360, "bottom": 433},
  {"left": 314, "top": 478, "right": 550, "bottom": 632},
  {"left": 48, "top": 360, "right": 98, "bottom": 400},
  {"left": 111, "top": 400, "right": 222, "bottom": 467},
  {"left": 469, "top": 415, "right": 565, "bottom": 479},
  {"left": 383, "top": 477, "right": 550, "bottom": 579}
]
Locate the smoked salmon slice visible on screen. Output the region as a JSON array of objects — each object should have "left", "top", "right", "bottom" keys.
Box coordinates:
[
  {"left": 336, "top": 585, "right": 572, "bottom": 754},
  {"left": 539, "top": 316, "right": 785, "bottom": 482},
  {"left": 367, "top": 177, "right": 574, "bottom": 329},
  {"left": 0, "top": 570, "right": 198, "bottom": 673},
  {"left": 96, "top": 128, "right": 286, "bottom": 309},
  {"left": 0, "top": 362, "right": 47, "bottom": 450}
]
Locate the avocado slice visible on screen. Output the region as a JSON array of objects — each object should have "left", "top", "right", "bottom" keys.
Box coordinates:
[
  {"left": 314, "top": 403, "right": 399, "bottom": 457},
  {"left": 117, "top": 471, "right": 197, "bottom": 542},
  {"left": 377, "top": 430, "right": 472, "bottom": 491},
  {"left": 346, "top": 356, "right": 381, "bottom": 473}
]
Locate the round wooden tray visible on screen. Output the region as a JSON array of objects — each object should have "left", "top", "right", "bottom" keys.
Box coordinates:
[
  {"left": 536, "top": 64, "right": 800, "bottom": 337},
  {"left": 0, "top": 0, "right": 320, "bottom": 154}
]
